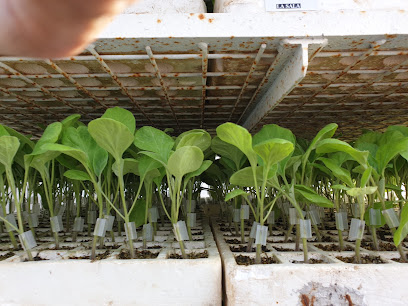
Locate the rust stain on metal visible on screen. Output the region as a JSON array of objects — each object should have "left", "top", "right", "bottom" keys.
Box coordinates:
[
  {"left": 300, "top": 294, "right": 311, "bottom": 306},
  {"left": 208, "top": 18, "right": 214, "bottom": 23},
  {"left": 345, "top": 294, "right": 353, "bottom": 306},
  {"left": 157, "top": 19, "right": 162, "bottom": 24},
  {"left": 198, "top": 14, "right": 205, "bottom": 20}
]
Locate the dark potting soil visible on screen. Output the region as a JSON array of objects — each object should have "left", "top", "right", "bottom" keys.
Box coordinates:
[
  {"left": 292, "top": 258, "right": 325, "bottom": 264},
  {"left": 220, "top": 227, "right": 233, "bottom": 232},
  {"left": 235, "top": 254, "right": 278, "bottom": 265},
  {"left": 314, "top": 244, "right": 354, "bottom": 252},
  {"left": 24, "top": 255, "right": 49, "bottom": 262},
  {"left": 272, "top": 233, "right": 285, "bottom": 236},
  {"left": 225, "top": 238, "right": 242, "bottom": 244},
  {"left": 68, "top": 250, "right": 111, "bottom": 261},
  {"left": 192, "top": 231, "right": 204, "bottom": 235},
  {"left": 269, "top": 238, "right": 294, "bottom": 243},
  {"left": 98, "top": 245, "right": 120, "bottom": 250},
  {"left": 229, "top": 245, "right": 270, "bottom": 253},
  {"left": 0, "top": 252, "right": 15, "bottom": 261},
  {"left": 336, "top": 255, "right": 386, "bottom": 264},
  {"left": 321, "top": 236, "right": 335, "bottom": 242},
  {"left": 118, "top": 249, "right": 159, "bottom": 259},
  {"left": 273, "top": 246, "right": 296, "bottom": 252},
  {"left": 168, "top": 250, "right": 209, "bottom": 259},
  {"left": 147, "top": 245, "right": 162, "bottom": 249},
  {"left": 360, "top": 241, "right": 397, "bottom": 251},
  {"left": 49, "top": 246, "right": 76, "bottom": 250},
  {"left": 391, "top": 255, "right": 408, "bottom": 263}
]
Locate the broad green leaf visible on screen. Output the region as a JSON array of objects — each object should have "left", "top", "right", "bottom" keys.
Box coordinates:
[
  {"left": 102, "top": 107, "right": 136, "bottom": 134},
  {"left": 0, "top": 125, "right": 9, "bottom": 137},
  {"left": 253, "top": 124, "right": 296, "bottom": 146},
  {"left": 62, "top": 126, "right": 108, "bottom": 177},
  {"left": 167, "top": 146, "right": 203, "bottom": 179},
  {"left": 225, "top": 189, "right": 248, "bottom": 202},
  {"left": 138, "top": 155, "right": 162, "bottom": 180},
  {"left": 175, "top": 130, "right": 211, "bottom": 152},
  {"left": 134, "top": 126, "right": 174, "bottom": 161},
  {"left": 211, "top": 136, "right": 245, "bottom": 171},
  {"left": 0, "top": 136, "right": 20, "bottom": 168},
  {"left": 316, "top": 138, "right": 368, "bottom": 166},
  {"left": 306, "top": 123, "right": 338, "bottom": 153},
  {"left": 387, "top": 125, "right": 408, "bottom": 137},
  {"left": 129, "top": 199, "right": 147, "bottom": 227},
  {"left": 347, "top": 186, "right": 377, "bottom": 197},
  {"left": 183, "top": 160, "right": 213, "bottom": 190},
  {"left": 3, "top": 125, "right": 34, "bottom": 150},
  {"left": 138, "top": 151, "right": 167, "bottom": 168},
  {"left": 253, "top": 139, "right": 294, "bottom": 167},
  {"left": 230, "top": 166, "right": 276, "bottom": 187},
  {"left": 294, "top": 185, "right": 334, "bottom": 208},
  {"left": 88, "top": 118, "right": 134, "bottom": 161},
  {"left": 61, "top": 114, "right": 81, "bottom": 128},
  {"left": 216, "top": 123, "right": 258, "bottom": 167},
  {"left": 32, "top": 122, "right": 62, "bottom": 155},
  {"left": 113, "top": 158, "right": 139, "bottom": 176},
  {"left": 64, "top": 170, "right": 91, "bottom": 181},
  {"left": 376, "top": 130, "right": 408, "bottom": 175},
  {"left": 318, "top": 157, "right": 353, "bottom": 187},
  {"left": 41, "top": 143, "right": 87, "bottom": 166}
]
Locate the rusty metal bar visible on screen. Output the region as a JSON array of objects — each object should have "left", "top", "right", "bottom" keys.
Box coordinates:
[
  {"left": 146, "top": 46, "right": 180, "bottom": 132},
  {"left": 0, "top": 53, "right": 276, "bottom": 62},
  {"left": 229, "top": 43, "right": 266, "bottom": 121},
  {"left": 44, "top": 59, "right": 108, "bottom": 110},
  {"left": 0, "top": 71, "right": 266, "bottom": 80},
  {"left": 87, "top": 45, "right": 154, "bottom": 125},
  {"left": 198, "top": 42, "right": 209, "bottom": 129},
  {"left": 0, "top": 61, "right": 88, "bottom": 118}
]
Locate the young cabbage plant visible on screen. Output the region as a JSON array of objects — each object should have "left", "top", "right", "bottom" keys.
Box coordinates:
[
  {"left": 316, "top": 137, "right": 378, "bottom": 263},
  {"left": 0, "top": 135, "right": 34, "bottom": 258},
  {"left": 134, "top": 126, "right": 206, "bottom": 258},
  {"left": 218, "top": 123, "right": 294, "bottom": 264},
  {"left": 88, "top": 107, "right": 138, "bottom": 258},
  {"left": 352, "top": 127, "right": 408, "bottom": 260}
]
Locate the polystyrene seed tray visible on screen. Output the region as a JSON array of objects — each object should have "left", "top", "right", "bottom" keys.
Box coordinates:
[
  {"left": 212, "top": 221, "right": 408, "bottom": 306},
  {"left": 0, "top": 221, "right": 221, "bottom": 306}
]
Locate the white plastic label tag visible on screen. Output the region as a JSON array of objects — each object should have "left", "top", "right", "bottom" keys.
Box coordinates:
[
  {"left": 73, "top": 217, "right": 85, "bottom": 232},
  {"left": 267, "top": 211, "right": 275, "bottom": 225},
  {"left": 190, "top": 200, "right": 196, "bottom": 213},
  {"left": 335, "top": 211, "right": 348, "bottom": 231},
  {"left": 5, "top": 214, "right": 17, "bottom": 232},
  {"left": 87, "top": 211, "right": 96, "bottom": 224},
  {"left": 351, "top": 203, "right": 360, "bottom": 218},
  {"left": 143, "top": 223, "right": 153, "bottom": 241},
  {"left": 309, "top": 209, "right": 321, "bottom": 225},
  {"left": 299, "top": 219, "right": 312, "bottom": 239},
  {"left": 250, "top": 221, "right": 260, "bottom": 239},
  {"left": 265, "top": 0, "right": 318, "bottom": 12},
  {"left": 382, "top": 208, "right": 400, "bottom": 228},
  {"left": 149, "top": 207, "right": 159, "bottom": 223},
  {"left": 94, "top": 218, "right": 107, "bottom": 237},
  {"left": 57, "top": 204, "right": 66, "bottom": 216},
  {"left": 241, "top": 205, "right": 250, "bottom": 220},
  {"left": 19, "top": 231, "right": 37, "bottom": 250},
  {"left": 289, "top": 208, "right": 298, "bottom": 225},
  {"left": 369, "top": 208, "right": 381, "bottom": 226},
  {"left": 233, "top": 209, "right": 240, "bottom": 223},
  {"left": 23, "top": 211, "right": 29, "bottom": 223},
  {"left": 255, "top": 225, "right": 268, "bottom": 246},
  {"left": 173, "top": 221, "right": 189, "bottom": 241},
  {"left": 104, "top": 215, "right": 115, "bottom": 231},
  {"left": 349, "top": 218, "right": 365, "bottom": 241},
  {"left": 29, "top": 213, "right": 39, "bottom": 228},
  {"left": 187, "top": 213, "right": 197, "bottom": 227},
  {"left": 124, "top": 222, "right": 137, "bottom": 240},
  {"left": 50, "top": 216, "right": 63, "bottom": 233}
]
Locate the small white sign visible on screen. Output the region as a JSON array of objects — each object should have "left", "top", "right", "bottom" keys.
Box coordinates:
[{"left": 265, "top": 0, "right": 319, "bottom": 11}]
